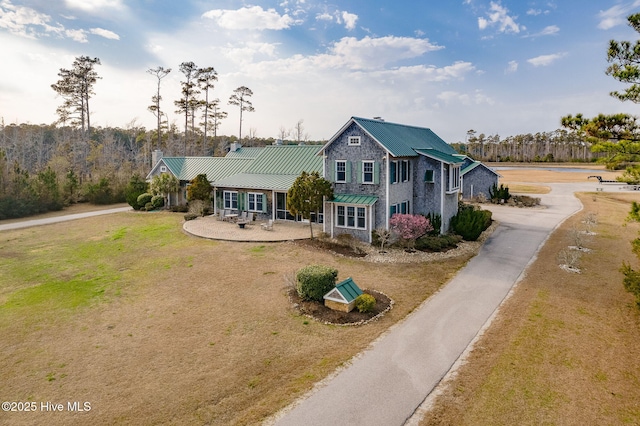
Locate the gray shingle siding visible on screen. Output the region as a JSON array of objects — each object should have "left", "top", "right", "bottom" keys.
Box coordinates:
[{"left": 462, "top": 166, "right": 499, "bottom": 200}]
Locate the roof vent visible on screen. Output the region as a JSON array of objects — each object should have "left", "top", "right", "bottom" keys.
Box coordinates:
[{"left": 373, "top": 116, "right": 385, "bottom": 121}]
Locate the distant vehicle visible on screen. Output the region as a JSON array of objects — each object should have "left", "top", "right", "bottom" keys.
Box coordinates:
[{"left": 589, "top": 175, "right": 640, "bottom": 190}]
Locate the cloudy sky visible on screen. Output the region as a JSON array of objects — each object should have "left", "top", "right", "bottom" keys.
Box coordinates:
[{"left": 1, "top": 0, "right": 639, "bottom": 143}]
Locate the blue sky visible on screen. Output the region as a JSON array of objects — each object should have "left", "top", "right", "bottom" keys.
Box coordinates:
[{"left": 1, "top": 0, "right": 640, "bottom": 143}]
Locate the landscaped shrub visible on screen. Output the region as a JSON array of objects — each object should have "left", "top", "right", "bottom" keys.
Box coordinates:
[
  {"left": 390, "top": 213, "right": 433, "bottom": 250},
  {"left": 296, "top": 264, "right": 338, "bottom": 302},
  {"left": 423, "top": 212, "right": 442, "bottom": 236},
  {"left": 137, "top": 193, "right": 153, "bottom": 209},
  {"left": 151, "top": 194, "right": 165, "bottom": 209},
  {"left": 415, "top": 234, "right": 462, "bottom": 252},
  {"left": 450, "top": 204, "right": 492, "bottom": 241},
  {"left": 354, "top": 293, "right": 376, "bottom": 313},
  {"left": 85, "top": 177, "right": 114, "bottom": 204},
  {"left": 184, "top": 213, "right": 198, "bottom": 221},
  {"left": 125, "top": 174, "right": 148, "bottom": 210},
  {"left": 489, "top": 183, "right": 511, "bottom": 203}
]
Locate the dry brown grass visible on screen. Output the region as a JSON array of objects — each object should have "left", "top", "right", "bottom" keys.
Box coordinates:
[
  {"left": 0, "top": 211, "right": 472, "bottom": 425},
  {"left": 420, "top": 191, "right": 640, "bottom": 425}
]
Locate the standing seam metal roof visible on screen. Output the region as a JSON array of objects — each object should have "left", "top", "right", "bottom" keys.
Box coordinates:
[
  {"left": 351, "top": 117, "right": 457, "bottom": 157},
  {"left": 160, "top": 157, "right": 253, "bottom": 182}
]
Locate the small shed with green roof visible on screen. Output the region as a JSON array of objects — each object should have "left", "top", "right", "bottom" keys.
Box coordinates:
[{"left": 323, "top": 277, "right": 363, "bottom": 313}]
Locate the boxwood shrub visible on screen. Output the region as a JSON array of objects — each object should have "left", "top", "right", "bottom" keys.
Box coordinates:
[
  {"left": 354, "top": 293, "right": 376, "bottom": 313},
  {"left": 296, "top": 265, "right": 338, "bottom": 302}
]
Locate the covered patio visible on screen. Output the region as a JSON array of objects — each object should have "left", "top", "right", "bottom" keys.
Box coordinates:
[{"left": 183, "top": 215, "right": 321, "bottom": 242}]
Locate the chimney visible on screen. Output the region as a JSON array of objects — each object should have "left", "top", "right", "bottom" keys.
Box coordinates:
[
  {"left": 229, "top": 142, "right": 241, "bottom": 152},
  {"left": 152, "top": 149, "right": 163, "bottom": 166},
  {"left": 373, "top": 116, "right": 385, "bottom": 121}
]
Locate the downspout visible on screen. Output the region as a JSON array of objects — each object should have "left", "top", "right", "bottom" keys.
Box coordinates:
[
  {"left": 440, "top": 164, "right": 445, "bottom": 234},
  {"left": 385, "top": 152, "right": 390, "bottom": 230}
]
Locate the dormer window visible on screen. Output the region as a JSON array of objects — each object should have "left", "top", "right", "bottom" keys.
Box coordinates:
[{"left": 348, "top": 136, "right": 361, "bottom": 146}]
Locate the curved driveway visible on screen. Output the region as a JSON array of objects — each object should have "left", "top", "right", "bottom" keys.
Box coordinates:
[{"left": 271, "top": 182, "right": 617, "bottom": 426}]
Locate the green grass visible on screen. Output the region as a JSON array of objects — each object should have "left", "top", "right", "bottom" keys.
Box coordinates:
[{"left": 0, "top": 213, "right": 186, "bottom": 324}]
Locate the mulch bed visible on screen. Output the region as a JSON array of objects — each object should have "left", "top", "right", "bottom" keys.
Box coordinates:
[
  {"left": 289, "top": 288, "right": 392, "bottom": 325},
  {"left": 293, "top": 238, "right": 368, "bottom": 258}
]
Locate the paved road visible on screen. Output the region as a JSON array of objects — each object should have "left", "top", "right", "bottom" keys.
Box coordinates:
[
  {"left": 0, "top": 206, "right": 131, "bottom": 231},
  {"left": 271, "top": 183, "right": 612, "bottom": 426}
]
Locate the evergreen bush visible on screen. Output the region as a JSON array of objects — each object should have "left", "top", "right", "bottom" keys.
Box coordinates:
[
  {"left": 137, "top": 193, "right": 153, "bottom": 209},
  {"left": 415, "top": 234, "right": 462, "bottom": 252},
  {"left": 354, "top": 293, "right": 376, "bottom": 313},
  {"left": 296, "top": 265, "right": 338, "bottom": 302},
  {"left": 450, "top": 204, "right": 492, "bottom": 241},
  {"left": 151, "top": 194, "right": 165, "bottom": 208}
]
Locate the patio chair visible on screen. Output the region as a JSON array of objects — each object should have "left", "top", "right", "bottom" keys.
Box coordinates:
[
  {"left": 217, "top": 209, "right": 227, "bottom": 221},
  {"left": 261, "top": 219, "right": 274, "bottom": 231},
  {"left": 240, "top": 211, "right": 248, "bottom": 221},
  {"left": 246, "top": 212, "right": 254, "bottom": 223}
]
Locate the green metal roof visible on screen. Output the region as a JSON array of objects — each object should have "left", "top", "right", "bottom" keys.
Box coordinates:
[
  {"left": 213, "top": 173, "right": 298, "bottom": 191},
  {"left": 335, "top": 278, "right": 363, "bottom": 303},
  {"left": 330, "top": 194, "right": 378, "bottom": 205},
  {"left": 245, "top": 145, "right": 322, "bottom": 175},
  {"left": 225, "top": 147, "right": 264, "bottom": 159},
  {"left": 461, "top": 160, "right": 501, "bottom": 176},
  {"left": 414, "top": 148, "right": 464, "bottom": 165},
  {"left": 351, "top": 117, "right": 457, "bottom": 157},
  {"left": 153, "top": 157, "right": 253, "bottom": 182}
]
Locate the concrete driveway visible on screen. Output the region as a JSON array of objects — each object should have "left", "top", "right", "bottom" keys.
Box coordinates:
[
  {"left": 0, "top": 206, "right": 131, "bottom": 231},
  {"left": 270, "top": 182, "right": 622, "bottom": 426}
]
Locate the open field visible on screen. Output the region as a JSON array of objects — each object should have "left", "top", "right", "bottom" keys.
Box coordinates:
[
  {"left": 0, "top": 210, "right": 473, "bottom": 425},
  {"left": 421, "top": 190, "right": 640, "bottom": 425}
]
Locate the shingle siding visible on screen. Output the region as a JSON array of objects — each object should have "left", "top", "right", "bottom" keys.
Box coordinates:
[{"left": 462, "top": 165, "right": 499, "bottom": 200}]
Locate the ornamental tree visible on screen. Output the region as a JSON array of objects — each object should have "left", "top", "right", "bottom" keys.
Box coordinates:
[
  {"left": 389, "top": 213, "right": 433, "bottom": 249},
  {"left": 287, "top": 171, "right": 333, "bottom": 239}
]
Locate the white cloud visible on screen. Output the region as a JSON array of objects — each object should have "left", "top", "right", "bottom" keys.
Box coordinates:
[
  {"left": 436, "top": 90, "right": 494, "bottom": 106},
  {"left": 316, "top": 12, "right": 332, "bottom": 22},
  {"left": 505, "top": 60, "right": 518, "bottom": 74},
  {"left": 524, "top": 25, "right": 559, "bottom": 38},
  {"left": 202, "top": 6, "right": 298, "bottom": 30},
  {"left": 341, "top": 11, "right": 358, "bottom": 30},
  {"left": 64, "top": 0, "right": 125, "bottom": 13},
  {"left": 527, "top": 52, "right": 566, "bottom": 67},
  {"left": 597, "top": 1, "right": 640, "bottom": 30},
  {"left": 90, "top": 27, "right": 119, "bottom": 40},
  {"left": 478, "top": 1, "right": 522, "bottom": 34},
  {"left": 323, "top": 35, "right": 443, "bottom": 70},
  {"left": 0, "top": 0, "right": 58, "bottom": 38},
  {"left": 65, "top": 28, "right": 87, "bottom": 42}
]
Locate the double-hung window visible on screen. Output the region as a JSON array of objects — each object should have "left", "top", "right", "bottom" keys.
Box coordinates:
[
  {"left": 248, "top": 192, "right": 264, "bottom": 212},
  {"left": 336, "top": 204, "right": 367, "bottom": 230},
  {"left": 362, "top": 161, "right": 374, "bottom": 183},
  {"left": 390, "top": 160, "right": 410, "bottom": 184},
  {"left": 390, "top": 200, "right": 410, "bottom": 216},
  {"left": 224, "top": 190, "right": 238, "bottom": 209},
  {"left": 336, "top": 160, "right": 347, "bottom": 182}
]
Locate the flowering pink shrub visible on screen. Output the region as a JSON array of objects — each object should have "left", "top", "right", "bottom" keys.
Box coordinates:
[{"left": 389, "top": 214, "right": 433, "bottom": 248}]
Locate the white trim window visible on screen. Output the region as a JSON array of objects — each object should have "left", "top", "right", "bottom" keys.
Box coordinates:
[
  {"left": 447, "top": 165, "right": 461, "bottom": 192},
  {"left": 248, "top": 192, "right": 264, "bottom": 212},
  {"left": 362, "top": 160, "right": 374, "bottom": 183},
  {"left": 336, "top": 160, "right": 347, "bottom": 183},
  {"left": 348, "top": 136, "right": 361, "bottom": 146},
  {"left": 390, "top": 160, "right": 410, "bottom": 184},
  {"left": 160, "top": 166, "right": 167, "bottom": 173},
  {"left": 336, "top": 204, "right": 367, "bottom": 230},
  {"left": 224, "top": 190, "right": 238, "bottom": 209}
]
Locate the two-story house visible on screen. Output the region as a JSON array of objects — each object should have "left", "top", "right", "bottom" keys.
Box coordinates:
[{"left": 320, "top": 117, "right": 465, "bottom": 243}]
